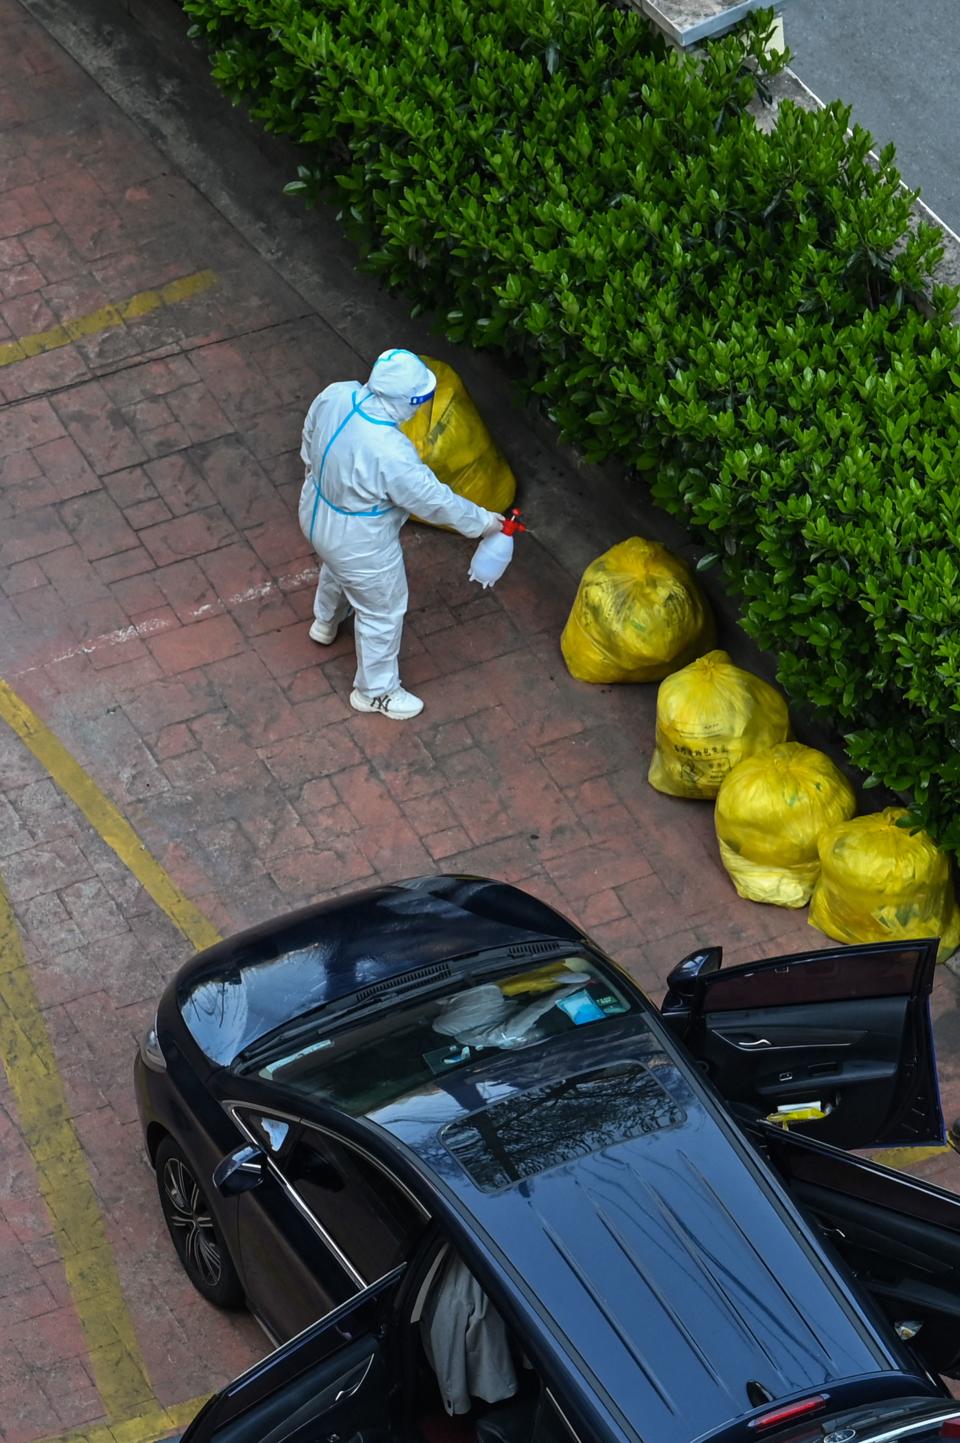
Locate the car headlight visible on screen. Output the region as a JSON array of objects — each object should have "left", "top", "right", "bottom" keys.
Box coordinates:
[{"left": 139, "top": 1017, "right": 167, "bottom": 1072}]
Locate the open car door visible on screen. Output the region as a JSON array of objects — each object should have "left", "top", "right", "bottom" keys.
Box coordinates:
[
  {"left": 666, "top": 939, "right": 943, "bottom": 1150},
  {"left": 760, "top": 1125, "right": 960, "bottom": 1379},
  {"left": 180, "top": 1270, "right": 401, "bottom": 1443}
]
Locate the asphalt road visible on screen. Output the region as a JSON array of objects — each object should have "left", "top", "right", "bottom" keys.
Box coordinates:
[{"left": 786, "top": 0, "right": 960, "bottom": 235}]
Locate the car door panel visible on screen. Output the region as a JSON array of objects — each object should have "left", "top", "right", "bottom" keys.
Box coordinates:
[
  {"left": 673, "top": 940, "right": 943, "bottom": 1149},
  {"left": 281, "top": 1125, "right": 427, "bottom": 1285},
  {"left": 704, "top": 997, "right": 904, "bottom": 1108},
  {"left": 181, "top": 1273, "right": 400, "bottom": 1443},
  {"left": 759, "top": 1124, "right": 960, "bottom": 1377},
  {"left": 235, "top": 1164, "right": 359, "bottom": 1341},
  {"left": 227, "top": 1109, "right": 360, "bottom": 1341}
]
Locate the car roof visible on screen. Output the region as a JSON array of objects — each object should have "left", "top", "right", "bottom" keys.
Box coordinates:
[
  {"left": 175, "top": 875, "right": 581, "bottom": 1066},
  {"left": 360, "top": 1012, "right": 901, "bottom": 1443}
]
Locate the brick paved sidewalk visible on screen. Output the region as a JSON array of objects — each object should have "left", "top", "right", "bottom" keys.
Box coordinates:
[{"left": 2, "top": 3, "right": 960, "bottom": 1440}]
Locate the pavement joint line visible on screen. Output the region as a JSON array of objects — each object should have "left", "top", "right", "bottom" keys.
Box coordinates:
[
  {"left": 0, "top": 271, "right": 219, "bottom": 370},
  {"left": 0, "top": 678, "right": 222, "bottom": 954},
  {"left": 7, "top": 566, "right": 318, "bottom": 680},
  {"left": 0, "top": 878, "right": 155, "bottom": 1419}
]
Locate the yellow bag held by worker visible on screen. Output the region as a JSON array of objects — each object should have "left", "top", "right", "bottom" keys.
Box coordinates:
[
  {"left": 561, "top": 538, "right": 715, "bottom": 685},
  {"left": 715, "top": 742, "right": 856, "bottom": 908},
  {"left": 810, "top": 808, "right": 960, "bottom": 961},
  {"left": 648, "top": 650, "right": 791, "bottom": 799},
  {"left": 401, "top": 357, "right": 517, "bottom": 523}
]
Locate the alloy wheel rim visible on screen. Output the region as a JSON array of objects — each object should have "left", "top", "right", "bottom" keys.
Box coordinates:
[{"left": 162, "top": 1157, "right": 223, "bottom": 1287}]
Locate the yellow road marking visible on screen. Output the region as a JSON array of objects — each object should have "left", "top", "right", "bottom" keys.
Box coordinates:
[
  {"left": 870, "top": 1144, "right": 953, "bottom": 1170},
  {"left": 0, "top": 270, "right": 218, "bottom": 369},
  {"left": 0, "top": 882, "right": 153, "bottom": 1417},
  {"left": 0, "top": 678, "right": 225, "bottom": 1429},
  {"left": 43, "top": 1394, "right": 209, "bottom": 1443},
  {"left": 0, "top": 679, "right": 221, "bottom": 953}
]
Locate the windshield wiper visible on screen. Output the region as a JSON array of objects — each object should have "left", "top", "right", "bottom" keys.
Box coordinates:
[
  {"left": 230, "top": 944, "right": 579, "bottom": 1075},
  {"left": 231, "top": 994, "right": 378, "bottom": 1073},
  {"left": 231, "top": 970, "right": 471, "bottom": 1074}
]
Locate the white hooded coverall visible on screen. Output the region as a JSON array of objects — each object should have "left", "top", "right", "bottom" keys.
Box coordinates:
[{"left": 298, "top": 350, "right": 497, "bottom": 698}]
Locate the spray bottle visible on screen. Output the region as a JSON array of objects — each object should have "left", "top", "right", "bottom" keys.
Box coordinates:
[{"left": 468, "top": 509, "right": 526, "bottom": 589}]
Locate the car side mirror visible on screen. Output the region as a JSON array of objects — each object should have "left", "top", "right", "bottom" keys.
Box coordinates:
[
  {"left": 661, "top": 947, "right": 723, "bottom": 1020},
  {"left": 213, "top": 1145, "right": 266, "bottom": 1196}
]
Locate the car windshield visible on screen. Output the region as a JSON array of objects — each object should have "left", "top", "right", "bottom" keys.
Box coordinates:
[{"left": 250, "top": 955, "right": 635, "bottom": 1115}]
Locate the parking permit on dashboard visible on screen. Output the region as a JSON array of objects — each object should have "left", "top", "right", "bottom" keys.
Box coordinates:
[{"left": 557, "top": 990, "right": 606, "bottom": 1025}]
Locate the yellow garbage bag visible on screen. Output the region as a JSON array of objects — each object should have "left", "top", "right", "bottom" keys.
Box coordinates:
[
  {"left": 561, "top": 538, "right": 715, "bottom": 684},
  {"left": 715, "top": 743, "right": 856, "bottom": 908},
  {"left": 401, "top": 357, "right": 517, "bottom": 523},
  {"left": 648, "top": 650, "right": 791, "bottom": 799},
  {"left": 810, "top": 808, "right": 960, "bottom": 961}
]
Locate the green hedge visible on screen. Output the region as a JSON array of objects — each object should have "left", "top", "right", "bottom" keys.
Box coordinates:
[{"left": 184, "top": 0, "right": 960, "bottom": 852}]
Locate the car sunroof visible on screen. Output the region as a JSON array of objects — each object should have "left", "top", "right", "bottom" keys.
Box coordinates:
[{"left": 440, "top": 1058, "right": 685, "bottom": 1192}]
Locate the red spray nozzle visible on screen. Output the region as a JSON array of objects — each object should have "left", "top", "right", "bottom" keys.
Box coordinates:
[{"left": 502, "top": 508, "right": 526, "bottom": 536}]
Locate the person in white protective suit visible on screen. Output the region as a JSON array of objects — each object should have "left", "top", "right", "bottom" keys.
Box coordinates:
[{"left": 298, "top": 349, "right": 503, "bottom": 721}]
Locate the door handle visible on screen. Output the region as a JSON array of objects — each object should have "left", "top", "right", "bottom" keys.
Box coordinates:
[
  {"left": 333, "top": 1354, "right": 374, "bottom": 1403},
  {"left": 714, "top": 1030, "right": 856, "bottom": 1053},
  {"left": 714, "top": 1034, "right": 773, "bottom": 1049}
]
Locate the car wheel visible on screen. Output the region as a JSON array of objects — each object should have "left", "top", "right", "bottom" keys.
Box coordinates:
[{"left": 155, "top": 1138, "right": 245, "bottom": 1308}]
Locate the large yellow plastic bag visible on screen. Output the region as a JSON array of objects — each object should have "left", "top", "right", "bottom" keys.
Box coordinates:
[
  {"left": 715, "top": 743, "right": 856, "bottom": 908},
  {"left": 810, "top": 808, "right": 960, "bottom": 961},
  {"left": 561, "top": 538, "right": 715, "bottom": 684},
  {"left": 648, "top": 650, "right": 791, "bottom": 799},
  {"left": 401, "top": 357, "right": 517, "bottom": 522}
]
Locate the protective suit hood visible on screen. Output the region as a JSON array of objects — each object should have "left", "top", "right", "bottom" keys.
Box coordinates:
[{"left": 365, "top": 349, "right": 437, "bottom": 423}]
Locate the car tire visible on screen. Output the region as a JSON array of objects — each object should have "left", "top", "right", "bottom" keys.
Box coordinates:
[{"left": 155, "top": 1137, "right": 245, "bottom": 1309}]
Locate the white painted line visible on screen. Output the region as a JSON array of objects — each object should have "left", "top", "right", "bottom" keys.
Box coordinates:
[
  {"left": 8, "top": 565, "right": 318, "bottom": 679},
  {"left": 784, "top": 66, "right": 960, "bottom": 247}
]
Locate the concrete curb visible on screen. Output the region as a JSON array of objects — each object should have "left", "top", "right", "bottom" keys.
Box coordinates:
[{"left": 756, "top": 65, "right": 960, "bottom": 296}]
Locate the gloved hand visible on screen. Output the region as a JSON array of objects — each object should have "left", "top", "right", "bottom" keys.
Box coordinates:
[{"left": 483, "top": 514, "right": 505, "bottom": 537}]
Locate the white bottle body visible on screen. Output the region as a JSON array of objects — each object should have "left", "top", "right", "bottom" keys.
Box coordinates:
[{"left": 468, "top": 531, "right": 514, "bottom": 589}]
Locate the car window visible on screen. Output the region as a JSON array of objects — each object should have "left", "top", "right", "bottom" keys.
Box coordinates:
[
  {"left": 283, "top": 1127, "right": 426, "bottom": 1283},
  {"left": 254, "top": 955, "right": 634, "bottom": 1115},
  {"left": 240, "top": 1111, "right": 293, "bottom": 1154},
  {"left": 701, "top": 947, "right": 925, "bottom": 1014}
]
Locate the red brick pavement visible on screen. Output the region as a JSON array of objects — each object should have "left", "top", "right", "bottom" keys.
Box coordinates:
[{"left": 2, "top": 3, "right": 960, "bottom": 1440}]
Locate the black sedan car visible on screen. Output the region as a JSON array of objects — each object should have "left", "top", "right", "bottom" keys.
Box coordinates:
[{"left": 135, "top": 875, "right": 960, "bottom": 1443}]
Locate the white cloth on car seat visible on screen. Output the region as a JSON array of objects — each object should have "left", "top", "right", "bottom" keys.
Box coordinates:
[
  {"left": 433, "top": 977, "right": 593, "bottom": 1053},
  {"left": 420, "top": 1252, "right": 518, "bottom": 1416}
]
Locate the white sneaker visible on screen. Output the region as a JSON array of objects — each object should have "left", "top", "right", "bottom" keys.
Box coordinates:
[
  {"left": 309, "top": 619, "right": 340, "bottom": 645},
  {"left": 350, "top": 687, "right": 424, "bottom": 720}
]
